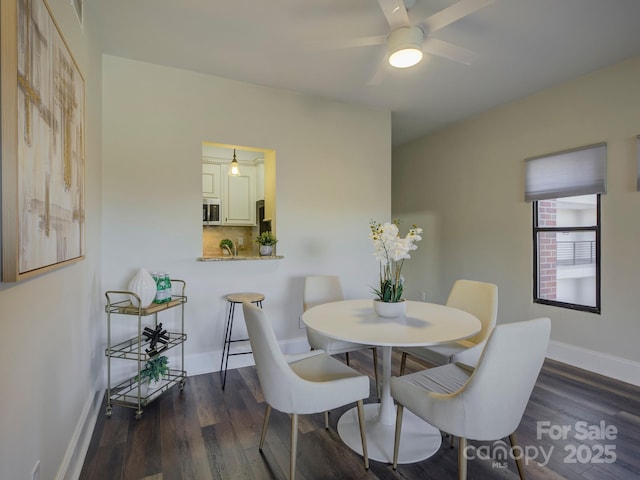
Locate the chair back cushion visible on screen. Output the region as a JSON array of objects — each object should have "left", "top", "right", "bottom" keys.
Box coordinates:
[
  {"left": 458, "top": 317, "right": 550, "bottom": 440},
  {"left": 243, "top": 302, "right": 301, "bottom": 412},
  {"left": 303, "top": 275, "right": 344, "bottom": 311},
  {"left": 244, "top": 302, "right": 370, "bottom": 415},
  {"left": 446, "top": 279, "right": 498, "bottom": 345}
]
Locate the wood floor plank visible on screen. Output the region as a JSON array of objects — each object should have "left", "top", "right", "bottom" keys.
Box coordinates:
[
  {"left": 161, "top": 383, "right": 215, "bottom": 480},
  {"left": 242, "top": 445, "right": 285, "bottom": 480},
  {"left": 121, "top": 401, "right": 163, "bottom": 479},
  {"left": 98, "top": 397, "right": 131, "bottom": 447},
  {"left": 295, "top": 426, "right": 377, "bottom": 480},
  {"left": 81, "top": 442, "right": 126, "bottom": 480},
  {"left": 190, "top": 372, "right": 225, "bottom": 428},
  {"left": 238, "top": 365, "right": 265, "bottom": 404},
  {"left": 248, "top": 442, "right": 288, "bottom": 480},
  {"left": 80, "top": 351, "right": 640, "bottom": 480},
  {"left": 202, "top": 422, "right": 255, "bottom": 479},
  {"left": 221, "top": 373, "right": 265, "bottom": 450}
]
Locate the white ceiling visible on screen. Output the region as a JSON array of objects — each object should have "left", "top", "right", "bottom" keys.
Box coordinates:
[{"left": 92, "top": 0, "right": 640, "bottom": 147}]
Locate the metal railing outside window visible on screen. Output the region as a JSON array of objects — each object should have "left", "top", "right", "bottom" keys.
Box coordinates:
[{"left": 556, "top": 241, "right": 596, "bottom": 266}]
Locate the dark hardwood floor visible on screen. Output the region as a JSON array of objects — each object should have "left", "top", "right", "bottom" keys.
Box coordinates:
[{"left": 80, "top": 351, "right": 640, "bottom": 480}]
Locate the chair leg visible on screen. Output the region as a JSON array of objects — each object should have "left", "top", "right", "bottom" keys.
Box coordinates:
[
  {"left": 392, "top": 404, "right": 404, "bottom": 469},
  {"left": 372, "top": 347, "right": 380, "bottom": 400},
  {"left": 345, "top": 351, "right": 350, "bottom": 365},
  {"left": 259, "top": 404, "right": 271, "bottom": 450},
  {"left": 509, "top": 433, "right": 526, "bottom": 480},
  {"left": 324, "top": 411, "right": 329, "bottom": 430},
  {"left": 450, "top": 434, "right": 456, "bottom": 448},
  {"left": 290, "top": 413, "right": 298, "bottom": 480},
  {"left": 356, "top": 400, "right": 369, "bottom": 470},
  {"left": 458, "top": 437, "right": 467, "bottom": 480},
  {"left": 400, "top": 351, "right": 408, "bottom": 376}
]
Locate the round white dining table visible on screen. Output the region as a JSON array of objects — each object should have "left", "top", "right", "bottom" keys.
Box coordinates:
[{"left": 301, "top": 299, "right": 481, "bottom": 464}]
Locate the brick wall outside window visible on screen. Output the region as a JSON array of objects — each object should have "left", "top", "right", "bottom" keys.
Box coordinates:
[{"left": 537, "top": 200, "right": 557, "bottom": 300}]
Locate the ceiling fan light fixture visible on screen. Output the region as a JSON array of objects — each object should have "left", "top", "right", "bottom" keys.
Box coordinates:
[
  {"left": 389, "top": 47, "right": 423, "bottom": 68},
  {"left": 388, "top": 26, "right": 423, "bottom": 68}
]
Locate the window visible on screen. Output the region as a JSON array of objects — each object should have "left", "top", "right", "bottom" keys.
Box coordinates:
[
  {"left": 533, "top": 195, "right": 600, "bottom": 313},
  {"left": 525, "top": 144, "right": 606, "bottom": 314}
]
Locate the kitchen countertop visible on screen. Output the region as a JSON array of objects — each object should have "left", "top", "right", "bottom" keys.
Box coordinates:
[{"left": 197, "top": 255, "right": 284, "bottom": 262}]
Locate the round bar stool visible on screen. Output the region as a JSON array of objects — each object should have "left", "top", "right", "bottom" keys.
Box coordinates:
[{"left": 220, "top": 292, "right": 264, "bottom": 389}]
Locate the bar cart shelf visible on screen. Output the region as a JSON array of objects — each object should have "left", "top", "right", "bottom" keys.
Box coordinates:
[{"left": 105, "top": 280, "right": 187, "bottom": 419}]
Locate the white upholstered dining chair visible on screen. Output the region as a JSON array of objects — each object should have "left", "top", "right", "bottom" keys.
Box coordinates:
[
  {"left": 398, "top": 279, "right": 498, "bottom": 374},
  {"left": 243, "top": 302, "right": 370, "bottom": 480},
  {"left": 303, "top": 275, "right": 379, "bottom": 396},
  {"left": 391, "top": 317, "right": 551, "bottom": 479}
]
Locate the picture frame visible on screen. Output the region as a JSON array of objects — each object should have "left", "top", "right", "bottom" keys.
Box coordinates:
[{"left": 1, "top": 0, "right": 85, "bottom": 282}]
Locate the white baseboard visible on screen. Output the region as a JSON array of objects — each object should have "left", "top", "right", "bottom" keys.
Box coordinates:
[
  {"left": 55, "top": 388, "right": 103, "bottom": 480},
  {"left": 546, "top": 340, "right": 640, "bottom": 387},
  {"left": 186, "top": 336, "right": 311, "bottom": 376}
]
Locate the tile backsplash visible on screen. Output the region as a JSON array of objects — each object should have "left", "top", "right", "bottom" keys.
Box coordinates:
[{"left": 202, "top": 226, "right": 258, "bottom": 256}]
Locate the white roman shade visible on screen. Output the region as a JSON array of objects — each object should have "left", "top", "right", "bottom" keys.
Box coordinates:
[{"left": 525, "top": 143, "right": 607, "bottom": 202}]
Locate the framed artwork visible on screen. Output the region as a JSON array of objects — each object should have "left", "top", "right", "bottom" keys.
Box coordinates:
[{"left": 1, "top": 0, "right": 85, "bottom": 282}]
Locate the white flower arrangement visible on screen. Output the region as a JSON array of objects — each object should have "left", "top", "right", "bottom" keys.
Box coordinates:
[{"left": 369, "top": 220, "right": 423, "bottom": 303}]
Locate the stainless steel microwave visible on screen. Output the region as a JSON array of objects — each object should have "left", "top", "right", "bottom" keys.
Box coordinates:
[{"left": 203, "top": 198, "right": 221, "bottom": 225}]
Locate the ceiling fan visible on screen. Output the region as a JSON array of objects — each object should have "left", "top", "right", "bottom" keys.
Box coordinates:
[{"left": 314, "top": 0, "right": 496, "bottom": 85}]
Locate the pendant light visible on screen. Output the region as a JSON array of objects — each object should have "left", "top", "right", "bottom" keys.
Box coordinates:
[{"left": 229, "top": 149, "right": 240, "bottom": 176}]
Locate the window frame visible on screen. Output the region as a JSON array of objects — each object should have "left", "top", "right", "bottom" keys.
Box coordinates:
[{"left": 532, "top": 194, "right": 601, "bottom": 314}]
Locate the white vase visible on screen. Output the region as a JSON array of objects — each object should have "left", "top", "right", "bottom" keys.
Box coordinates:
[
  {"left": 259, "top": 245, "right": 273, "bottom": 256},
  {"left": 140, "top": 379, "right": 162, "bottom": 398},
  {"left": 373, "top": 299, "right": 406, "bottom": 318},
  {"left": 128, "top": 268, "right": 157, "bottom": 307}
]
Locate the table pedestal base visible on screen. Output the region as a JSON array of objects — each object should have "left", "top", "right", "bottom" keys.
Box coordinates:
[{"left": 337, "top": 403, "right": 442, "bottom": 464}]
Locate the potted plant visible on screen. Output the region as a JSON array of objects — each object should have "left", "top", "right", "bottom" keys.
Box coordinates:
[
  {"left": 137, "top": 355, "right": 169, "bottom": 396},
  {"left": 219, "top": 238, "right": 234, "bottom": 255},
  {"left": 256, "top": 231, "right": 278, "bottom": 256},
  {"left": 369, "top": 220, "right": 422, "bottom": 317}
]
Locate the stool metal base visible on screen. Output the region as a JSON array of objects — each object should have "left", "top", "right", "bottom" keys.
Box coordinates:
[{"left": 220, "top": 292, "right": 264, "bottom": 389}]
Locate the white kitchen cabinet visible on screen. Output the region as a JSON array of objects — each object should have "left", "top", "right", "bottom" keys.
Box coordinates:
[
  {"left": 222, "top": 165, "right": 256, "bottom": 225},
  {"left": 202, "top": 162, "right": 221, "bottom": 198}
]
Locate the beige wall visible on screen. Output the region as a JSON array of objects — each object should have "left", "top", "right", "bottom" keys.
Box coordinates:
[
  {"left": 10, "top": 6, "right": 638, "bottom": 478},
  {"left": 0, "top": 1, "right": 104, "bottom": 479},
  {"left": 101, "top": 55, "right": 391, "bottom": 377},
  {"left": 393, "top": 56, "right": 640, "bottom": 374},
  {"left": 1, "top": 12, "right": 391, "bottom": 480}
]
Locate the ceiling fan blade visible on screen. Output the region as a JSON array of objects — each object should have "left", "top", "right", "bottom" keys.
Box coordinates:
[
  {"left": 367, "top": 54, "right": 389, "bottom": 86},
  {"left": 422, "top": 37, "right": 478, "bottom": 65},
  {"left": 377, "top": 0, "right": 410, "bottom": 30},
  {"left": 423, "top": 0, "right": 495, "bottom": 33},
  {"left": 303, "top": 35, "right": 387, "bottom": 51}
]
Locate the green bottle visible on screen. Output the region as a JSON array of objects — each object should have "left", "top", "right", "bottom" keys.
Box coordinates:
[
  {"left": 164, "top": 273, "right": 172, "bottom": 303},
  {"left": 154, "top": 272, "right": 166, "bottom": 304}
]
